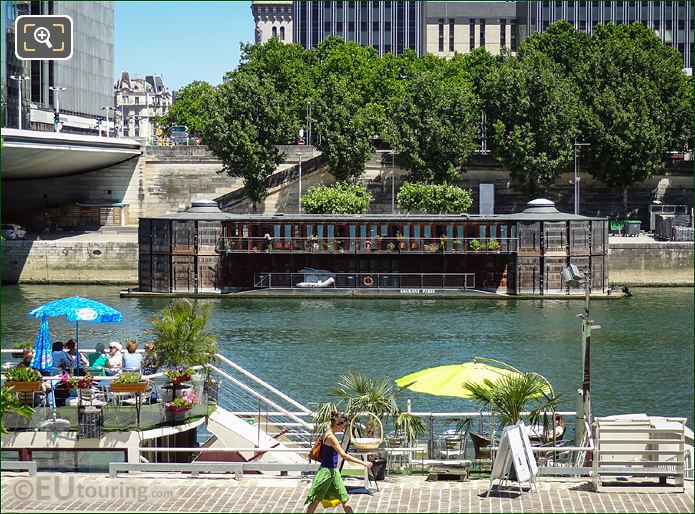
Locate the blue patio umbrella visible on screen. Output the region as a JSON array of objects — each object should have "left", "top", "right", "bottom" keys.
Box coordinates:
[
  {"left": 30, "top": 315, "right": 53, "bottom": 373},
  {"left": 28, "top": 296, "right": 123, "bottom": 374}
]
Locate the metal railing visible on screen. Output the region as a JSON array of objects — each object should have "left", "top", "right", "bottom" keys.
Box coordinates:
[
  {"left": 218, "top": 236, "right": 518, "bottom": 255},
  {"left": 253, "top": 272, "right": 475, "bottom": 290}
]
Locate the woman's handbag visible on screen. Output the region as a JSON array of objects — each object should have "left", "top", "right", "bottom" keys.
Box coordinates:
[{"left": 309, "top": 436, "right": 323, "bottom": 462}]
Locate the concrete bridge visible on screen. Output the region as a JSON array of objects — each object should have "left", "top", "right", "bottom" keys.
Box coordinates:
[{"left": 1, "top": 128, "right": 142, "bottom": 180}]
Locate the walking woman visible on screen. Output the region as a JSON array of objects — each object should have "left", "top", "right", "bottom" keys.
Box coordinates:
[{"left": 305, "top": 412, "right": 373, "bottom": 513}]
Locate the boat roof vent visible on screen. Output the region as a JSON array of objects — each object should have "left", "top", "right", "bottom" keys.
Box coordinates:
[
  {"left": 522, "top": 198, "right": 560, "bottom": 214},
  {"left": 187, "top": 199, "right": 222, "bottom": 213}
]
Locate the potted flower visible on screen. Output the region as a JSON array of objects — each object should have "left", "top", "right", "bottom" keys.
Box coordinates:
[
  {"left": 164, "top": 390, "right": 200, "bottom": 421},
  {"left": 60, "top": 373, "right": 94, "bottom": 390},
  {"left": 166, "top": 365, "right": 193, "bottom": 384},
  {"left": 111, "top": 372, "right": 148, "bottom": 393},
  {"left": 3, "top": 367, "right": 43, "bottom": 393}
]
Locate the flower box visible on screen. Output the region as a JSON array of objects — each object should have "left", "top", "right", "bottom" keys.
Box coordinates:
[
  {"left": 167, "top": 405, "right": 192, "bottom": 414},
  {"left": 171, "top": 374, "right": 190, "bottom": 384},
  {"left": 4, "top": 381, "right": 43, "bottom": 393},
  {"left": 111, "top": 382, "right": 148, "bottom": 394}
]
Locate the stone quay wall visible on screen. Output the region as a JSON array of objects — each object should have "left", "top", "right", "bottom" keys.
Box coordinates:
[
  {"left": 1, "top": 240, "right": 139, "bottom": 285},
  {"left": 609, "top": 241, "right": 693, "bottom": 286}
]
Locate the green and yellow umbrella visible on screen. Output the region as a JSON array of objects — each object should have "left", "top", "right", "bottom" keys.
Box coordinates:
[{"left": 395, "top": 359, "right": 520, "bottom": 399}]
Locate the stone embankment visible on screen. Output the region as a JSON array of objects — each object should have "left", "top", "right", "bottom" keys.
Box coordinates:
[{"left": 2, "top": 232, "right": 691, "bottom": 287}]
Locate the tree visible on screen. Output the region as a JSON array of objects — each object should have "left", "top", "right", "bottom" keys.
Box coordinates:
[
  {"left": 485, "top": 50, "right": 581, "bottom": 194},
  {"left": 397, "top": 182, "right": 473, "bottom": 214},
  {"left": 202, "top": 72, "right": 295, "bottom": 209},
  {"left": 386, "top": 71, "right": 480, "bottom": 184},
  {"left": 578, "top": 23, "right": 693, "bottom": 190},
  {"left": 314, "top": 74, "right": 380, "bottom": 181},
  {"left": 155, "top": 80, "right": 214, "bottom": 137},
  {"left": 301, "top": 183, "right": 373, "bottom": 214}
]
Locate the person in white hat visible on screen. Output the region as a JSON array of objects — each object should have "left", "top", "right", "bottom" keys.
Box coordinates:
[{"left": 104, "top": 341, "right": 123, "bottom": 376}]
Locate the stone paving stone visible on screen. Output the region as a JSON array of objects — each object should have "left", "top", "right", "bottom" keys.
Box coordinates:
[{"left": 1, "top": 474, "right": 693, "bottom": 513}]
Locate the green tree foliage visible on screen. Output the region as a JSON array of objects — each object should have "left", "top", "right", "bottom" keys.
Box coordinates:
[
  {"left": 300, "top": 182, "right": 373, "bottom": 214},
  {"left": 155, "top": 80, "right": 214, "bottom": 137},
  {"left": 203, "top": 72, "right": 295, "bottom": 209},
  {"left": 485, "top": 50, "right": 581, "bottom": 194},
  {"left": 397, "top": 182, "right": 473, "bottom": 214},
  {"left": 579, "top": 23, "right": 693, "bottom": 189},
  {"left": 312, "top": 39, "right": 383, "bottom": 181},
  {"left": 386, "top": 71, "right": 480, "bottom": 183}
]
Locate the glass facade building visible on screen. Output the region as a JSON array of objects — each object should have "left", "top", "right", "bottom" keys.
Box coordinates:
[
  {"left": 1, "top": 1, "right": 114, "bottom": 131},
  {"left": 517, "top": 1, "right": 693, "bottom": 69},
  {"left": 293, "top": 1, "right": 425, "bottom": 56}
]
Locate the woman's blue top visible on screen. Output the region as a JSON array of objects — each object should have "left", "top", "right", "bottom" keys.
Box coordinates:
[{"left": 320, "top": 436, "right": 339, "bottom": 468}]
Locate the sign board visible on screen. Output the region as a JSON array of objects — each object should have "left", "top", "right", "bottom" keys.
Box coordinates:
[
  {"left": 479, "top": 183, "right": 495, "bottom": 215},
  {"left": 487, "top": 424, "right": 538, "bottom": 495}
]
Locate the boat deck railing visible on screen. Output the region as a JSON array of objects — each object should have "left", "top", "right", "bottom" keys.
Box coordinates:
[
  {"left": 218, "top": 236, "right": 518, "bottom": 255},
  {"left": 253, "top": 272, "right": 476, "bottom": 290}
]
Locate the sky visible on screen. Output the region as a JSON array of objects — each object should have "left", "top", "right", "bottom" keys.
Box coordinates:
[{"left": 114, "top": 1, "right": 254, "bottom": 90}]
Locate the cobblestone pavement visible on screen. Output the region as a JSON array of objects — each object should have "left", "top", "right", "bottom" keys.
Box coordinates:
[{"left": 1, "top": 474, "right": 693, "bottom": 513}]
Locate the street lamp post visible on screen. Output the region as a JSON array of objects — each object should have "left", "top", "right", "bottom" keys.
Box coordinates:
[
  {"left": 101, "top": 106, "right": 114, "bottom": 137},
  {"left": 573, "top": 139, "right": 590, "bottom": 215},
  {"left": 561, "top": 264, "right": 601, "bottom": 457},
  {"left": 49, "top": 86, "right": 67, "bottom": 132},
  {"left": 376, "top": 149, "right": 397, "bottom": 213},
  {"left": 10, "top": 75, "right": 29, "bottom": 130}
]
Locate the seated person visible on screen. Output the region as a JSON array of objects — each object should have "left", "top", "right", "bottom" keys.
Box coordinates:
[
  {"left": 17, "top": 347, "right": 35, "bottom": 368},
  {"left": 122, "top": 340, "right": 143, "bottom": 371},
  {"left": 64, "top": 339, "right": 89, "bottom": 373},
  {"left": 529, "top": 414, "right": 566, "bottom": 442},
  {"left": 88, "top": 343, "right": 108, "bottom": 367},
  {"left": 104, "top": 342, "right": 123, "bottom": 376},
  {"left": 142, "top": 341, "right": 158, "bottom": 375},
  {"left": 51, "top": 341, "right": 70, "bottom": 375}
]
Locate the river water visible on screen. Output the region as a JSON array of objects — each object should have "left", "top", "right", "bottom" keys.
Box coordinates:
[{"left": 1, "top": 285, "right": 692, "bottom": 423}]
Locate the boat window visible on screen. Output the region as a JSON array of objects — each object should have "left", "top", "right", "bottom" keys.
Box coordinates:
[
  {"left": 285, "top": 224, "right": 292, "bottom": 243},
  {"left": 500, "top": 225, "right": 508, "bottom": 249},
  {"left": 349, "top": 225, "right": 357, "bottom": 250},
  {"left": 274, "top": 224, "right": 281, "bottom": 240},
  {"left": 403, "top": 225, "right": 410, "bottom": 240},
  {"left": 413, "top": 225, "right": 421, "bottom": 241},
  {"left": 317, "top": 224, "right": 324, "bottom": 241},
  {"left": 446, "top": 225, "right": 454, "bottom": 250},
  {"left": 327, "top": 224, "right": 335, "bottom": 243},
  {"left": 306, "top": 224, "right": 313, "bottom": 237},
  {"left": 479, "top": 225, "right": 487, "bottom": 242},
  {"left": 490, "top": 225, "right": 497, "bottom": 240},
  {"left": 370, "top": 225, "right": 378, "bottom": 239},
  {"left": 242, "top": 225, "right": 248, "bottom": 238},
  {"left": 423, "top": 225, "right": 432, "bottom": 238},
  {"left": 381, "top": 225, "right": 388, "bottom": 237}
]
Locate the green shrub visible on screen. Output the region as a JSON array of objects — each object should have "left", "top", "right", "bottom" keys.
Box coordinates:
[
  {"left": 397, "top": 182, "right": 473, "bottom": 214},
  {"left": 301, "top": 183, "right": 373, "bottom": 214}
]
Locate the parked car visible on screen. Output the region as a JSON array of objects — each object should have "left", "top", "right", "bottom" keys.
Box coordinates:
[{"left": 1, "top": 224, "right": 27, "bottom": 240}]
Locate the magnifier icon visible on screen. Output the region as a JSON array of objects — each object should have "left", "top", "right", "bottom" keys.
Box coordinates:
[{"left": 34, "top": 26, "right": 53, "bottom": 49}]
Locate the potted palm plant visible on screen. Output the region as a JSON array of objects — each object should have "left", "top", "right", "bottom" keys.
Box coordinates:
[
  {"left": 1, "top": 386, "right": 35, "bottom": 433},
  {"left": 146, "top": 299, "right": 218, "bottom": 401},
  {"left": 3, "top": 367, "right": 43, "bottom": 393}
]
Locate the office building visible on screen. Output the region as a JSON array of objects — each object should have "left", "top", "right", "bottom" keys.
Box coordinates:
[
  {"left": 516, "top": 1, "right": 693, "bottom": 69},
  {"left": 252, "top": 1, "right": 293, "bottom": 44},
  {"left": 114, "top": 71, "right": 172, "bottom": 140},
  {"left": 293, "top": 1, "right": 426, "bottom": 56},
  {"left": 425, "top": 1, "right": 518, "bottom": 57},
  {"left": 1, "top": 0, "right": 114, "bottom": 133}
]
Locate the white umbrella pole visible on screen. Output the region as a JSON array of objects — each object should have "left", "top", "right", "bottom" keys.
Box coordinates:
[{"left": 75, "top": 320, "right": 80, "bottom": 375}]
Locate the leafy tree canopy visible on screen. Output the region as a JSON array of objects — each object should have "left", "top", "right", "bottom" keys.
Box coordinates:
[
  {"left": 397, "top": 182, "right": 473, "bottom": 214},
  {"left": 386, "top": 71, "right": 480, "bottom": 184},
  {"left": 301, "top": 182, "right": 373, "bottom": 214},
  {"left": 155, "top": 80, "right": 214, "bottom": 137}
]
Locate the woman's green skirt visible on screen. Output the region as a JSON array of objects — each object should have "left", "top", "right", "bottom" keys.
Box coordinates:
[{"left": 305, "top": 466, "right": 349, "bottom": 508}]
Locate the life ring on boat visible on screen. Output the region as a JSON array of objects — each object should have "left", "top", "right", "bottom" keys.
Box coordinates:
[
  {"left": 363, "top": 276, "right": 374, "bottom": 287},
  {"left": 365, "top": 240, "right": 373, "bottom": 251}
]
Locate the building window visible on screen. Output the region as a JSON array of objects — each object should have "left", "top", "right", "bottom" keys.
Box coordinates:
[
  {"left": 438, "top": 18, "right": 444, "bottom": 52},
  {"left": 135, "top": 97, "right": 139, "bottom": 105},
  {"left": 272, "top": 26, "right": 277, "bottom": 38},
  {"left": 501, "top": 18, "right": 506, "bottom": 47},
  {"left": 280, "top": 26, "right": 285, "bottom": 41},
  {"left": 480, "top": 19, "right": 485, "bottom": 48},
  {"left": 449, "top": 18, "right": 455, "bottom": 51},
  {"left": 470, "top": 19, "right": 475, "bottom": 50},
  {"left": 511, "top": 21, "right": 517, "bottom": 51}
]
